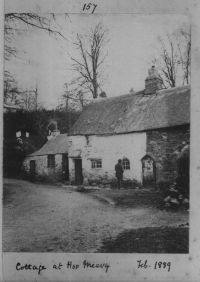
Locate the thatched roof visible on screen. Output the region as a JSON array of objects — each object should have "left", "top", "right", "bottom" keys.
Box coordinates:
[
  {"left": 70, "top": 86, "right": 190, "bottom": 135},
  {"left": 29, "top": 134, "right": 68, "bottom": 156}
]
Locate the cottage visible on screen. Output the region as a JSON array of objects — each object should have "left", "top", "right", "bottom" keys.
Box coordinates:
[
  {"left": 68, "top": 67, "right": 190, "bottom": 187},
  {"left": 23, "top": 130, "right": 69, "bottom": 182}
]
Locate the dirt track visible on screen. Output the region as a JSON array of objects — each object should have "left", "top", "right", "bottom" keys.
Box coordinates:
[{"left": 3, "top": 179, "right": 189, "bottom": 252}]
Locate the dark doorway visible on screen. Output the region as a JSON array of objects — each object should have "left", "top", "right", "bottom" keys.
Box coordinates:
[
  {"left": 62, "top": 154, "right": 69, "bottom": 181},
  {"left": 30, "top": 160, "right": 36, "bottom": 181},
  {"left": 74, "top": 158, "right": 83, "bottom": 185},
  {"left": 141, "top": 155, "right": 156, "bottom": 187}
]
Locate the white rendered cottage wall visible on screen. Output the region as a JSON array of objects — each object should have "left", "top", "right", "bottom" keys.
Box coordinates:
[{"left": 68, "top": 133, "right": 146, "bottom": 183}]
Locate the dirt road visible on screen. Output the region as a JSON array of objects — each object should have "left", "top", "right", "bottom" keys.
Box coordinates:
[{"left": 3, "top": 179, "right": 189, "bottom": 252}]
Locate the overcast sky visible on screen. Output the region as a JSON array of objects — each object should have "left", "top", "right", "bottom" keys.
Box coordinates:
[{"left": 5, "top": 13, "right": 189, "bottom": 108}]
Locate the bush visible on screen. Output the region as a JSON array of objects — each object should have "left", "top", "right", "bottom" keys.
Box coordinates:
[
  {"left": 88, "top": 178, "right": 109, "bottom": 187},
  {"left": 123, "top": 179, "right": 142, "bottom": 189},
  {"left": 156, "top": 181, "right": 171, "bottom": 194},
  {"left": 76, "top": 185, "right": 86, "bottom": 192}
]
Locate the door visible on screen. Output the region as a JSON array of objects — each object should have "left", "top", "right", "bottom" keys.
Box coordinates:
[
  {"left": 62, "top": 154, "right": 69, "bottom": 181},
  {"left": 30, "top": 160, "right": 36, "bottom": 181},
  {"left": 74, "top": 158, "right": 83, "bottom": 185},
  {"left": 142, "top": 155, "right": 156, "bottom": 187}
]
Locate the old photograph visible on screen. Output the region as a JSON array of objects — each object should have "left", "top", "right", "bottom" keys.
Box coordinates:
[{"left": 3, "top": 5, "right": 190, "bottom": 255}]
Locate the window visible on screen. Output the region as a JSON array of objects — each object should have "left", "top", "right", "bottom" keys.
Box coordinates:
[
  {"left": 91, "top": 159, "right": 102, "bottom": 169},
  {"left": 48, "top": 154, "right": 55, "bottom": 168},
  {"left": 122, "top": 158, "right": 130, "bottom": 170}
]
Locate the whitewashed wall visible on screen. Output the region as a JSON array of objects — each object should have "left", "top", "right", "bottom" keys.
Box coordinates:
[
  {"left": 23, "top": 154, "right": 63, "bottom": 180},
  {"left": 68, "top": 133, "right": 146, "bottom": 183}
]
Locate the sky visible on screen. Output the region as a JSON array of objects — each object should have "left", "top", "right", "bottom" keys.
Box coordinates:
[{"left": 5, "top": 13, "right": 190, "bottom": 109}]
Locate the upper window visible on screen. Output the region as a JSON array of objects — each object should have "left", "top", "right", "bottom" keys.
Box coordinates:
[
  {"left": 91, "top": 159, "right": 102, "bottom": 169},
  {"left": 48, "top": 154, "right": 55, "bottom": 168},
  {"left": 122, "top": 158, "right": 130, "bottom": 170}
]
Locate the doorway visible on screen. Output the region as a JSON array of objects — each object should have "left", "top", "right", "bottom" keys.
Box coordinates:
[
  {"left": 141, "top": 155, "right": 156, "bottom": 187},
  {"left": 30, "top": 160, "right": 36, "bottom": 181},
  {"left": 74, "top": 158, "right": 83, "bottom": 185},
  {"left": 62, "top": 154, "right": 69, "bottom": 181}
]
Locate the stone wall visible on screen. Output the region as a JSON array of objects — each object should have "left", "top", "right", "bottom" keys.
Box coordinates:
[
  {"left": 68, "top": 133, "right": 146, "bottom": 184},
  {"left": 146, "top": 125, "right": 190, "bottom": 185},
  {"left": 23, "top": 154, "right": 63, "bottom": 181}
]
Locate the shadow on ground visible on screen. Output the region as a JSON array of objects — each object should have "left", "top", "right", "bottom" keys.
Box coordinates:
[
  {"left": 87, "top": 188, "right": 164, "bottom": 208},
  {"left": 98, "top": 226, "right": 189, "bottom": 253}
]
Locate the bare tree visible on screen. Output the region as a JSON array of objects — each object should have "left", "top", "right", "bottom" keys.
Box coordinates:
[
  {"left": 153, "top": 27, "right": 191, "bottom": 88},
  {"left": 18, "top": 90, "right": 38, "bottom": 111},
  {"left": 32, "top": 85, "right": 38, "bottom": 111},
  {"left": 4, "top": 70, "right": 21, "bottom": 103},
  {"left": 4, "top": 70, "right": 39, "bottom": 110},
  {"left": 58, "top": 82, "right": 91, "bottom": 111},
  {"left": 176, "top": 28, "right": 191, "bottom": 85},
  {"left": 154, "top": 34, "right": 179, "bottom": 88},
  {"left": 4, "top": 13, "right": 67, "bottom": 109},
  {"left": 71, "top": 23, "right": 108, "bottom": 99},
  {"left": 4, "top": 13, "right": 66, "bottom": 60}
]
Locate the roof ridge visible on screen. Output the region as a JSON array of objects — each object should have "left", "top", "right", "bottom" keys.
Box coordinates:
[
  {"left": 157, "top": 85, "right": 190, "bottom": 95},
  {"left": 87, "top": 90, "right": 145, "bottom": 106},
  {"left": 86, "top": 85, "right": 190, "bottom": 107}
]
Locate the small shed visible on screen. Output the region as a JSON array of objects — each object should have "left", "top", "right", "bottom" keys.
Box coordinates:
[{"left": 23, "top": 133, "right": 69, "bottom": 182}]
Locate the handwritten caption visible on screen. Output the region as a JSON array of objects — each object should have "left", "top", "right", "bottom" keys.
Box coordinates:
[
  {"left": 16, "top": 260, "right": 110, "bottom": 275},
  {"left": 82, "top": 3, "right": 98, "bottom": 14},
  {"left": 137, "top": 259, "right": 171, "bottom": 272},
  {"left": 15, "top": 259, "right": 172, "bottom": 276}
]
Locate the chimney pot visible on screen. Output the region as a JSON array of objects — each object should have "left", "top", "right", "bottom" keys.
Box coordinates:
[{"left": 145, "top": 66, "right": 163, "bottom": 94}]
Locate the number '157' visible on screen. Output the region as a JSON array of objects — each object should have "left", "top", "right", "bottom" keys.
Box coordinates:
[{"left": 83, "top": 3, "right": 98, "bottom": 14}]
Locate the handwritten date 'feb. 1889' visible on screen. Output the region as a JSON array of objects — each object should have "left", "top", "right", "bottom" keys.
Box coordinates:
[{"left": 137, "top": 260, "right": 171, "bottom": 272}]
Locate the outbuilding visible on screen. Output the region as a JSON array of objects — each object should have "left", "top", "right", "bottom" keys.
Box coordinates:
[{"left": 23, "top": 131, "right": 69, "bottom": 182}]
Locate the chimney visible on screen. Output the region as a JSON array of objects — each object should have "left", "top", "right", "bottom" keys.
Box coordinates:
[
  {"left": 145, "top": 66, "right": 163, "bottom": 95},
  {"left": 47, "top": 120, "right": 60, "bottom": 140}
]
